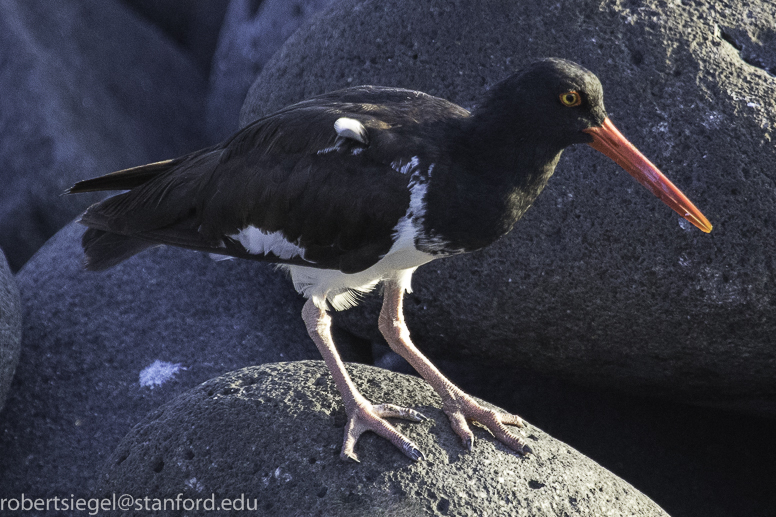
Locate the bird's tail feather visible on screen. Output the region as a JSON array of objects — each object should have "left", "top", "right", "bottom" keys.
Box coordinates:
[
  {"left": 81, "top": 228, "right": 157, "bottom": 271},
  {"left": 66, "top": 159, "right": 180, "bottom": 194},
  {"left": 70, "top": 148, "right": 225, "bottom": 270}
]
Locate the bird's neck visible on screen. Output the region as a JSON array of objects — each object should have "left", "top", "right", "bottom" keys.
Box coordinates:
[
  {"left": 420, "top": 112, "right": 564, "bottom": 253},
  {"left": 460, "top": 89, "right": 568, "bottom": 181}
]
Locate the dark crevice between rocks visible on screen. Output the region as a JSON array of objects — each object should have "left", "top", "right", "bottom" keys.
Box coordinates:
[
  {"left": 719, "top": 27, "right": 776, "bottom": 77},
  {"left": 248, "top": 0, "right": 263, "bottom": 19},
  {"left": 331, "top": 323, "right": 374, "bottom": 364}
]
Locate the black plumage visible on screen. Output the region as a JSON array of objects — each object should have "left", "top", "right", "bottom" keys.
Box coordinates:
[{"left": 70, "top": 85, "right": 475, "bottom": 273}]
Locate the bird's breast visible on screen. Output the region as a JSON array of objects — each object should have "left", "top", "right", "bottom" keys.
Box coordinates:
[{"left": 418, "top": 178, "right": 547, "bottom": 254}]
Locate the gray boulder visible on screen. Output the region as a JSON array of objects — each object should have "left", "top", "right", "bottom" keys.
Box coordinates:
[
  {"left": 0, "top": 0, "right": 207, "bottom": 271},
  {"left": 0, "top": 222, "right": 318, "bottom": 496},
  {"left": 96, "top": 361, "right": 669, "bottom": 517},
  {"left": 122, "top": 0, "right": 229, "bottom": 74},
  {"left": 207, "top": 0, "right": 337, "bottom": 140},
  {"left": 0, "top": 251, "right": 21, "bottom": 414},
  {"left": 240, "top": 0, "right": 776, "bottom": 415}
]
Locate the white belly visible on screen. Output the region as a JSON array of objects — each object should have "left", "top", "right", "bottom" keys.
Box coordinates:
[{"left": 282, "top": 239, "right": 436, "bottom": 311}]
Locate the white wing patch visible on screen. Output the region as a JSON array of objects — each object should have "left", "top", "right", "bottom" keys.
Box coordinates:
[
  {"left": 230, "top": 227, "right": 305, "bottom": 260},
  {"left": 334, "top": 117, "right": 369, "bottom": 144},
  {"left": 390, "top": 156, "right": 420, "bottom": 175},
  {"left": 401, "top": 164, "right": 463, "bottom": 255}
]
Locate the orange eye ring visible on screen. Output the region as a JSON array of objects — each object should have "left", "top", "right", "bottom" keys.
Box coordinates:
[{"left": 559, "top": 91, "right": 582, "bottom": 107}]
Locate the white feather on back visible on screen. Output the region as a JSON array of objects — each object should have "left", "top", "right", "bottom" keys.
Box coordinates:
[{"left": 334, "top": 117, "right": 368, "bottom": 144}]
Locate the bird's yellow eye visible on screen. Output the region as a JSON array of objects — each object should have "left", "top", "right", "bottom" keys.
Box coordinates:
[{"left": 559, "top": 91, "right": 582, "bottom": 107}]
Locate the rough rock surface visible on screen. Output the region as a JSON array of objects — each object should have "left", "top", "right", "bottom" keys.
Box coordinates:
[
  {"left": 0, "top": 0, "right": 207, "bottom": 271},
  {"left": 0, "top": 251, "right": 21, "bottom": 414},
  {"left": 0, "top": 222, "right": 318, "bottom": 497},
  {"left": 241, "top": 0, "right": 776, "bottom": 415},
  {"left": 429, "top": 357, "right": 776, "bottom": 517},
  {"left": 96, "top": 361, "right": 669, "bottom": 517},
  {"left": 207, "top": 0, "right": 337, "bottom": 140}
]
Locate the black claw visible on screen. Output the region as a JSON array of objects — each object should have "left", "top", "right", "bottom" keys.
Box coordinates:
[
  {"left": 406, "top": 446, "right": 425, "bottom": 461},
  {"left": 416, "top": 412, "right": 430, "bottom": 422},
  {"left": 464, "top": 436, "right": 474, "bottom": 451}
]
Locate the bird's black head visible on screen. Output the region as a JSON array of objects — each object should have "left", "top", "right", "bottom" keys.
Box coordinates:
[
  {"left": 473, "top": 58, "right": 608, "bottom": 149},
  {"left": 466, "top": 58, "right": 712, "bottom": 234}
]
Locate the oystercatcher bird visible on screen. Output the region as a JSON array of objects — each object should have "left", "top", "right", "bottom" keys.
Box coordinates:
[{"left": 69, "top": 59, "right": 712, "bottom": 462}]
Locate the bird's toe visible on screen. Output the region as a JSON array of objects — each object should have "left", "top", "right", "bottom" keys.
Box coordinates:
[
  {"left": 373, "top": 403, "right": 428, "bottom": 422},
  {"left": 405, "top": 445, "right": 425, "bottom": 462},
  {"left": 443, "top": 396, "right": 529, "bottom": 455},
  {"left": 444, "top": 406, "right": 475, "bottom": 450},
  {"left": 476, "top": 406, "right": 529, "bottom": 455},
  {"left": 340, "top": 448, "right": 361, "bottom": 463},
  {"left": 500, "top": 411, "right": 526, "bottom": 428},
  {"left": 339, "top": 400, "right": 425, "bottom": 462}
]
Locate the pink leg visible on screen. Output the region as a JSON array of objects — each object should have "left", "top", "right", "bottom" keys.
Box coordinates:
[
  {"left": 302, "top": 299, "right": 426, "bottom": 462},
  {"left": 377, "top": 280, "right": 528, "bottom": 455}
]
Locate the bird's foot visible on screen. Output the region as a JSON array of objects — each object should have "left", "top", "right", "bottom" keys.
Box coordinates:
[
  {"left": 341, "top": 398, "right": 427, "bottom": 462},
  {"left": 442, "top": 394, "right": 529, "bottom": 455}
]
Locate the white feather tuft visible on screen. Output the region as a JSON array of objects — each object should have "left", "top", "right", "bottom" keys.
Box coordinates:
[
  {"left": 230, "top": 227, "right": 305, "bottom": 260},
  {"left": 334, "top": 117, "right": 369, "bottom": 144},
  {"left": 208, "top": 253, "right": 235, "bottom": 262}
]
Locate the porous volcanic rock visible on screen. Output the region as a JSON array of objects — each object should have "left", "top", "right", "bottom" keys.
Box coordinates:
[{"left": 95, "top": 361, "right": 669, "bottom": 517}]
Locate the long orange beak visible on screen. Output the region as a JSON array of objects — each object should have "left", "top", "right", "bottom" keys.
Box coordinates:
[{"left": 583, "top": 118, "right": 712, "bottom": 233}]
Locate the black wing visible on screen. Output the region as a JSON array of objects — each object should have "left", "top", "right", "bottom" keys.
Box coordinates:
[{"left": 71, "top": 86, "right": 469, "bottom": 272}]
